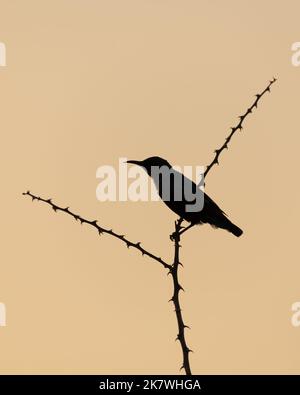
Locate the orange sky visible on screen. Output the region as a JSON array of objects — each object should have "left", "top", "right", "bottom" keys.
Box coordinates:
[{"left": 1, "top": 0, "right": 300, "bottom": 373}]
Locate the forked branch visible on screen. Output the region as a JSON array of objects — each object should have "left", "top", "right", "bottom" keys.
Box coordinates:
[
  {"left": 23, "top": 191, "right": 193, "bottom": 374},
  {"left": 22, "top": 77, "right": 277, "bottom": 375}
]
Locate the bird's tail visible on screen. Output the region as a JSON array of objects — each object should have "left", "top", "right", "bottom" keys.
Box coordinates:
[
  {"left": 214, "top": 215, "right": 243, "bottom": 237},
  {"left": 227, "top": 221, "right": 243, "bottom": 237}
]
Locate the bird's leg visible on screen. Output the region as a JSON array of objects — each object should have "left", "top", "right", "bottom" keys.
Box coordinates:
[
  {"left": 170, "top": 219, "right": 187, "bottom": 241},
  {"left": 178, "top": 223, "right": 196, "bottom": 237}
]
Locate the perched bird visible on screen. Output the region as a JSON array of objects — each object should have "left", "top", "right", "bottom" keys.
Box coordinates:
[{"left": 127, "top": 156, "right": 243, "bottom": 237}]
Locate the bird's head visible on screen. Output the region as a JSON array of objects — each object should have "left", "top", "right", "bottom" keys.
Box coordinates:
[{"left": 126, "top": 156, "right": 172, "bottom": 174}]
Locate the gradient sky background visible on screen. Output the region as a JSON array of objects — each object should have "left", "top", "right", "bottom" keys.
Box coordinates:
[{"left": 1, "top": 0, "right": 300, "bottom": 373}]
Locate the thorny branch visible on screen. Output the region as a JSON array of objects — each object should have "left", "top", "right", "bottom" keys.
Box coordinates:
[
  {"left": 23, "top": 190, "right": 193, "bottom": 374},
  {"left": 204, "top": 77, "right": 277, "bottom": 178},
  {"left": 166, "top": 78, "right": 277, "bottom": 373},
  {"left": 170, "top": 219, "right": 192, "bottom": 375},
  {"left": 23, "top": 78, "right": 277, "bottom": 375},
  {"left": 22, "top": 191, "right": 171, "bottom": 270}
]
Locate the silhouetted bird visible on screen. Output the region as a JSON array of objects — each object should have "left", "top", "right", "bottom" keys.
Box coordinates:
[{"left": 127, "top": 156, "right": 243, "bottom": 237}]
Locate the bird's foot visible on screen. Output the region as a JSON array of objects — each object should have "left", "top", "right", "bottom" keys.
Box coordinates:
[{"left": 170, "top": 223, "right": 196, "bottom": 241}]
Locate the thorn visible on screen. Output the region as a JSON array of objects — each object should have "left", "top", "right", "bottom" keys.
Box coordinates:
[
  {"left": 184, "top": 325, "right": 191, "bottom": 330},
  {"left": 135, "top": 242, "right": 141, "bottom": 247},
  {"left": 65, "top": 207, "right": 69, "bottom": 211},
  {"left": 180, "top": 365, "right": 184, "bottom": 371},
  {"left": 47, "top": 199, "right": 52, "bottom": 204},
  {"left": 91, "top": 220, "right": 97, "bottom": 225},
  {"left": 52, "top": 206, "right": 57, "bottom": 212},
  {"left": 168, "top": 296, "right": 174, "bottom": 302}
]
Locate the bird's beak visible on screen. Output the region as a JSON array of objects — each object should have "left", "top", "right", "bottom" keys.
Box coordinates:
[{"left": 126, "top": 160, "right": 143, "bottom": 166}]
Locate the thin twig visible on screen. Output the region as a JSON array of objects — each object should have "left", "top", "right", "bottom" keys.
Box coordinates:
[
  {"left": 170, "top": 219, "right": 192, "bottom": 375},
  {"left": 204, "top": 77, "right": 277, "bottom": 178},
  {"left": 22, "top": 191, "right": 171, "bottom": 270}
]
